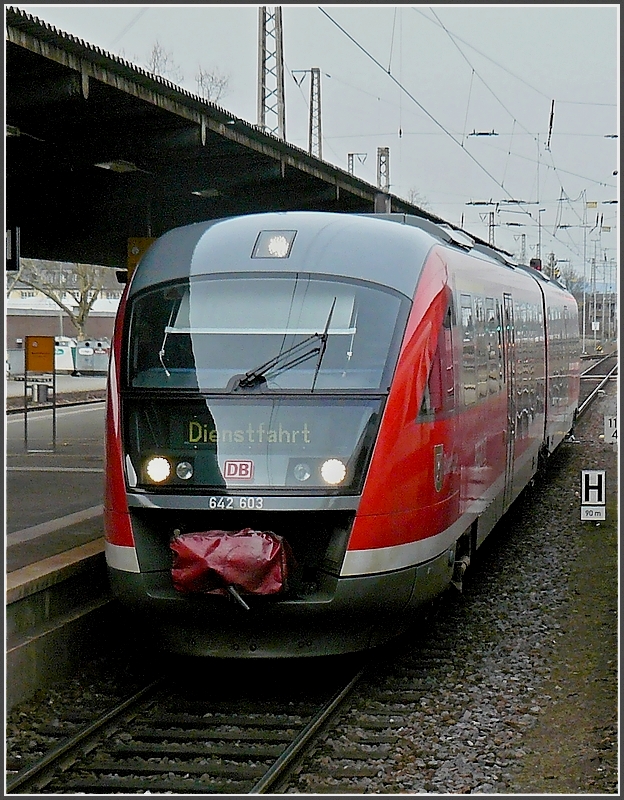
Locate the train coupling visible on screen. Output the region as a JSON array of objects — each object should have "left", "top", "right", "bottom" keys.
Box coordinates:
[{"left": 451, "top": 554, "right": 471, "bottom": 593}]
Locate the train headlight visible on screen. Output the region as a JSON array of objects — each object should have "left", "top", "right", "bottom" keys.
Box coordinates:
[
  {"left": 293, "top": 462, "right": 312, "bottom": 482},
  {"left": 252, "top": 229, "right": 297, "bottom": 259},
  {"left": 320, "top": 458, "right": 347, "bottom": 485},
  {"left": 145, "top": 456, "right": 171, "bottom": 483},
  {"left": 176, "top": 461, "right": 194, "bottom": 480},
  {"left": 267, "top": 235, "right": 290, "bottom": 258}
]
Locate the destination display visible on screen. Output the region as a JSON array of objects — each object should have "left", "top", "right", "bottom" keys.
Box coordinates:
[{"left": 125, "top": 397, "right": 381, "bottom": 491}]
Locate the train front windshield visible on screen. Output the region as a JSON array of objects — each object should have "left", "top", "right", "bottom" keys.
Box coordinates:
[{"left": 124, "top": 273, "right": 408, "bottom": 492}]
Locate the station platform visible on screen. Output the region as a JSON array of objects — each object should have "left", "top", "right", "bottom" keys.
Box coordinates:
[
  {"left": 5, "top": 374, "right": 108, "bottom": 410},
  {"left": 6, "top": 374, "right": 108, "bottom": 573},
  {"left": 7, "top": 509, "right": 104, "bottom": 573}
]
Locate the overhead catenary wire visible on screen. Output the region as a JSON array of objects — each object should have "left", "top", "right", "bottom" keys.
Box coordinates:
[
  {"left": 423, "top": 5, "right": 611, "bottom": 237},
  {"left": 482, "top": 140, "right": 615, "bottom": 189},
  {"left": 429, "top": 8, "right": 536, "bottom": 141},
  {"left": 461, "top": 69, "right": 476, "bottom": 148},
  {"left": 318, "top": 6, "right": 519, "bottom": 204},
  {"left": 387, "top": 7, "right": 398, "bottom": 73},
  {"left": 324, "top": 129, "right": 616, "bottom": 143},
  {"left": 500, "top": 119, "right": 517, "bottom": 189},
  {"left": 411, "top": 6, "right": 616, "bottom": 240},
  {"left": 411, "top": 6, "right": 616, "bottom": 109},
  {"left": 318, "top": 8, "right": 615, "bottom": 201},
  {"left": 315, "top": 9, "right": 614, "bottom": 202},
  {"left": 314, "top": 5, "right": 614, "bottom": 266},
  {"left": 109, "top": 8, "right": 149, "bottom": 48},
  {"left": 317, "top": 4, "right": 612, "bottom": 265}
]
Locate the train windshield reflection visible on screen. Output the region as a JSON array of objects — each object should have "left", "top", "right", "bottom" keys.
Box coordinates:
[{"left": 128, "top": 274, "right": 408, "bottom": 392}]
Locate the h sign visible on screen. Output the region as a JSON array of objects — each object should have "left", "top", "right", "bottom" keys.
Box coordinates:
[{"left": 581, "top": 470, "right": 605, "bottom": 505}]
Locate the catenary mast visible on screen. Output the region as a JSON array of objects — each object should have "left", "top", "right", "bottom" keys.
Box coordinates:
[{"left": 257, "top": 6, "right": 286, "bottom": 140}]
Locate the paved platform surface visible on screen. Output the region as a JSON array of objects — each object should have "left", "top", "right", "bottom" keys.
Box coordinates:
[
  {"left": 7, "top": 511, "right": 104, "bottom": 574},
  {"left": 6, "top": 376, "right": 108, "bottom": 572}
]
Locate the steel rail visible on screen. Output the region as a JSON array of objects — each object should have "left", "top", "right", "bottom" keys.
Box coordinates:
[
  {"left": 248, "top": 665, "right": 367, "bottom": 794},
  {"left": 6, "top": 678, "right": 163, "bottom": 794},
  {"left": 577, "top": 363, "right": 618, "bottom": 419},
  {"left": 580, "top": 351, "right": 617, "bottom": 378}
]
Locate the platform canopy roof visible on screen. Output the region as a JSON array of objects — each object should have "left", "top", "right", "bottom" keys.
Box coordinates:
[{"left": 6, "top": 6, "right": 467, "bottom": 269}]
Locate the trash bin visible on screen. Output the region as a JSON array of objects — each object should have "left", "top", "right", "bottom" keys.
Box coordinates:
[{"left": 74, "top": 339, "right": 110, "bottom": 374}]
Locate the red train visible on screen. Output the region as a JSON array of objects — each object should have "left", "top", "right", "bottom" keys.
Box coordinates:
[{"left": 104, "top": 211, "right": 580, "bottom": 657}]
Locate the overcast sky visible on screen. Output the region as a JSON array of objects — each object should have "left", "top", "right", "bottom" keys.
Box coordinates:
[{"left": 17, "top": 4, "right": 619, "bottom": 283}]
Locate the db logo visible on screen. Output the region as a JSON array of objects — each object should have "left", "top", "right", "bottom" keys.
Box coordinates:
[{"left": 224, "top": 460, "right": 254, "bottom": 480}]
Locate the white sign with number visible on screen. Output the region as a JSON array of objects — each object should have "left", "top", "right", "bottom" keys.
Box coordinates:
[
  {"left": 581, "top": 506, "right": 606, "bottom": 521},
  {"left": 604, "top": 416, "right": 617, "bottom": 444}
]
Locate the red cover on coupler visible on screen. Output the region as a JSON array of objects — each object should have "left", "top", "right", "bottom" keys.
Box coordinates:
[{"left": 170, "top": 529, "right": 294, "bottom": 596}]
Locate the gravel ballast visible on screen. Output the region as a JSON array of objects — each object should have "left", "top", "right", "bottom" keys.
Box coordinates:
[{"left": 288, "top": 383, "right": 618, "bottom": 794}]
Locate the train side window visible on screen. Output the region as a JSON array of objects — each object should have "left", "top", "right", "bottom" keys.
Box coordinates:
[
  {"left": 475, "top": 296, "right": 488, "bottom": 398},
  {"left": 485, "top": 297, "right": 501, "bottom": 394},
  {"left": 417, "top": 304, "right": 455, "bottom": 421},
  {"left": 441, "top": 305, "right": 455, "bottom": 410},
  {"left": 460, "top": 293, "right": 476, "bottom": 405},
  {"left": 496, "top": 300, "right": 505, "bottom": 386}
]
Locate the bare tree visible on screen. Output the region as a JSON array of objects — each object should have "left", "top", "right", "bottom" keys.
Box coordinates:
[
  {"left": 558, "top": 263, "right": 585, "bottom": 294},
  {"left": 195, "top": 66, "right": 229, "bottom": 103},
  {"left": 15, "top": 260, "right": 107, "bottom": 340},
  {"left": 141, "top": 41, "right": 229, "bottom": 102},
  {"left": 145, "top": 40, "right": 184, "bottom": 83},
  {"left": 407, "top": 188, "right": 430, "bottom": 210},
  {"left": 5, "top": 268, "right": 23, "bottom": 296}
]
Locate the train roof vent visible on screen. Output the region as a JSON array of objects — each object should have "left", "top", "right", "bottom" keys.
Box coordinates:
[{"left": 373, "top": 213, "right": 474, "bottom": 250}]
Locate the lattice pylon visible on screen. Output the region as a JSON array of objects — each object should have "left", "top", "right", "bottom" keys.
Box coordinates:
[
  {"left": 377, "top": 147, "right": 390, "bottom": 191},
  {"left": 309, "top": 67, "right": 322, "bottom": 159},
  {"left": 257, "top": 6, "right": 286, "bottom": 140}
]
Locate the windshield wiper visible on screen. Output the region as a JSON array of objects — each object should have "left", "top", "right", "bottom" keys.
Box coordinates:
[
  {"left": 158, "top": 303, "right": 178, "bottom": 378},
  {"left": 311, "top": 297, "right": 336, "bottom": 392},
  {"left": 158, "top": 290, "right": 186, "bottom": 378},
  {"left": 234, "top": 298, "right": 337, "bottom": 391},
  {"left": 234, "top": 333, "right": 322, "bottom": 390}
]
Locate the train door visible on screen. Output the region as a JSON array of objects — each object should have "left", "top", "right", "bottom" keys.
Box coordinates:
[{"left": 501, "top": 293, "right": 516, "bottom": 509}]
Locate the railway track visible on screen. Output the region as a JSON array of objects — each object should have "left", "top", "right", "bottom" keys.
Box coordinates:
[
  {"left": 578, "top": 351, "right": 617, "bottom": 415},
  {"left": 6, "top": 661, "right": 367, "bottom": 794}
]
